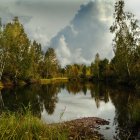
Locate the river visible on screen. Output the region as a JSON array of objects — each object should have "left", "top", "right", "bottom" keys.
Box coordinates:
[{"left": 0, "top": 82, "right": 140, "bottom": 140}]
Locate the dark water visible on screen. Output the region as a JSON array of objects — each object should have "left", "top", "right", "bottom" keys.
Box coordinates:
[{"left": 0, "top": 82, "right": 140, "bottom": 140}]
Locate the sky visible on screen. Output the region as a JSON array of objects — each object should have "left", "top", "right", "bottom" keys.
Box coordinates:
[{"left": 0, "top": 0, "right": 140, "bottom": 66}]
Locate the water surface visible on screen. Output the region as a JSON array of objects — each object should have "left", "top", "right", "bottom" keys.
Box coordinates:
[{"left": 0, "top": 82, "right": 140, "bottom": 140}]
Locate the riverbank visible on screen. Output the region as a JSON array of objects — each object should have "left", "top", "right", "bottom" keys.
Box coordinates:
[
  {"left": 40, "top": 77, "right": 69, "bottom": 84},
  {"left": 0, "top": 111, "right": 68, "bottom": 140},
  {"left": 0, "top": 111, "right": 108, "bottom": 140},
  {"left": 1, "top": 76, "right": 140, "bottom": 90},
  {"left": 0, "top": 77, "right": 69, "bottom": 89},
  {"left": 62, "top": 117, "right": 109, "bottom": 140}
]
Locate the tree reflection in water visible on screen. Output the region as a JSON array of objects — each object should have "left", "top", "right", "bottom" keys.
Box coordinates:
[
  {"left": 39, "top": 84, "right": 59, "bottom": 115},
  {"left": 0, "top": 83, "right": 60, "bottom": 116},
  {"left": 109, "top": 87, "right": 140, "bottom": 139},
  {"left": 0, "top": 82, "right": 140, "bottom": 139}
]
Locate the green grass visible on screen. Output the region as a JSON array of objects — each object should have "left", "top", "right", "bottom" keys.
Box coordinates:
[
  {"left": 0, "top": 108, "right": 103, "bottom": 140},
  {"left": 40, "top": 78, "right": 68, "bottom": 84},
  {"left": 0, "top": 111, "right": 68, "bottom": 140}
]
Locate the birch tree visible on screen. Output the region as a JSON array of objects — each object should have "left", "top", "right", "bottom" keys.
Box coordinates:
[
  {"left": 110, "top": 0, "right": 140, "bottom": 80},
  {"left": 0, "top": 18, "right": 6, "bottom": 81}
]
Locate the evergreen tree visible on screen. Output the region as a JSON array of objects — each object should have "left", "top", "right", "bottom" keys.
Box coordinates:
[
  {"left": 93, "top": 53, "right": 100, "bottom": 79},
  {"left": 98, "top": 58, "right": 109, "bottom": 79}
]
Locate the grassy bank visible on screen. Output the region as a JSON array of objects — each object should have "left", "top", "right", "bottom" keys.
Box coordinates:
[
  {"left": 0, "top": 110, "right": 106, "bottom": 140},
  {"left": 40, "top": 78, "right": 68, "bottom": 84},
  {"left": 0, "top": 111, "right": 68, "bottom": 140},
  {"left": 0, "top": 78, "right": 69, "bottom": 88}
]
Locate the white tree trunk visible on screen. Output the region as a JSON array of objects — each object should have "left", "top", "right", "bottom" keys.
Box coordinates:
[
  {"left": 0, "top": 54, "right": 5, "bottom": 81},
  {"left": 126, "top": 62, "right": 131, "bottom": 77},
  {"left": 0, "top": 90, "right": 4, "bottom": 111},
  {"left": 0, "top": 50, "right": 7, "bottom": 81}
]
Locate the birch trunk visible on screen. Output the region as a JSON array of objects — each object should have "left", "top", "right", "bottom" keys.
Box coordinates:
[
  {"left": 0, "top": 52, "right": 5, "bottom": 81},
  {"left": 0, "top": 90, "right": 4, "bottom": 112}
]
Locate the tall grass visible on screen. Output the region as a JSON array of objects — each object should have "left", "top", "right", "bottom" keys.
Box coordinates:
[{"left": 0, "top": 110, "right": 68, "bottom": 140}]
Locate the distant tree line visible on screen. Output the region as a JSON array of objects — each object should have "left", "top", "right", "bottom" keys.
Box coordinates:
[
  {"left": 0, "top": 0, "right": 140, "bottom": 88},
  {"left": 56, "top": 0, "right": 140, "bottom": 87}
]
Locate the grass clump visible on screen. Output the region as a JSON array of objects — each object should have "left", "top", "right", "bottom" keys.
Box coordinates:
[{"left": 0, "top": 110, "right": 68, "bottom": 140}]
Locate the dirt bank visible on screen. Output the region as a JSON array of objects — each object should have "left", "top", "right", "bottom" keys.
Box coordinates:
[{"left": 61, "top": 117, "right": 109, "bottom": 140}]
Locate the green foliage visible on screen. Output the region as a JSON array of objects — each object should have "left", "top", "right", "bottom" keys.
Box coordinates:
[
  {"left": 99, "top": 58, "right": 109, "bottom": 79},
  {"left": 129, "top": 100, "right": 140, "bottom": 123},
  {"left": 90, "top": 54, "right": 111, "bottom": 80},
  {"left": 82, "top": 65, "right": 87, "bottom": 77},
  {"left": 0, "top": 17, "right": 60, "bottom": 83},
  {"left": 0, "top": 111, "right": 68, "bottom": 140},
  {"left": 64, "top": 64, "right": 91, "bottom": 79},
  {"left": 42, "top": 48, "right": 60, "bottom": 78},
  {"left": 110, "top": 0, "right": 140, "bottom": 83},
  {"left": 2, "top": 17, "right": 30, "bottom": 81},
  {"left": 92, "top": 53, "right": 100, "bottom": 79},
  {"left": 0, "top": 6, "right": 140, "bottom": 87},
  {"left": 28, "top": 41, "right": 43, "bottom": 79},
  {"left": 0, "top": 17, "right": 43, "bottom": 82}
]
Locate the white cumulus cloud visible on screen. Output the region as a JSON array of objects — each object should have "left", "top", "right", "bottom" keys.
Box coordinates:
[
  {"left": 55, "top": 35, "right": 90, "bottom": 67},
  {"left": 55, "top": 35, "right": 71, "bottom": 66},
  {"left": 50, "top": 0, "right": 114, "bottom": 67}
]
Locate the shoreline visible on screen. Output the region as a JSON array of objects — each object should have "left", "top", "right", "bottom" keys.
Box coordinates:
[
  {"left": 0, "top": 111, "right": 109, "bottom": 140},
  {"left": 0, "top": 77, "right": 69, "bottom": 89},
  {"left": 61, "top": 117, "right": 109, "bottom": 140},
  {"left": 40, "top": 77, "right": 69, "bottom": 84}
]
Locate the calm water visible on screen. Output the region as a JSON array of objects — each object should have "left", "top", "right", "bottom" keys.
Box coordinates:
[{"left": 0, "top": 82, "right": 140, "bottom": 140}]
